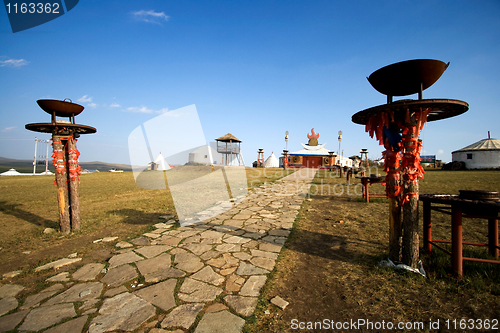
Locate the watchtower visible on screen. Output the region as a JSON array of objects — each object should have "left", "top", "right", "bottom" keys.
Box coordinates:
[
  {"left": 257, "top": 148, "right": 264, "bottom": 167},
  {"left": 215, "top": 133, "right": 244, "bottom": 166}
]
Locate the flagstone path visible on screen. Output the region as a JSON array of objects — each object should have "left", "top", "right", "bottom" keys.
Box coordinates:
[{"left": 0, "top": 169, "right": 317, "bottom": 333}]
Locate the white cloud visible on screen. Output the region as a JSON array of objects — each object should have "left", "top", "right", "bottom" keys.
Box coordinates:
[
  {"left": 437, "top": 149, "right": 444, "bottom": 155},
  {"left": 0, "top": 59, "right": 28, "bottom": 67},
  {"left": 127, "top": 106, "right": 153, "bottom": 113},
  {"left": 110, "top": 103, "right": 121, "bottom": 108},
  {"left": 132, "top": 10, "right": 169, "bottom": 25},
  {"left": 1, "top": 126, "right": 16, "bottom": 132},
  {"left": 77, "top": 95, "right": 92, "bottom": 103},
  {"left": 77, "top": 95, "right": 97, "bottom": 108},
  {"left": 126, "top": 106, "right": 169, "bottom": 114}
]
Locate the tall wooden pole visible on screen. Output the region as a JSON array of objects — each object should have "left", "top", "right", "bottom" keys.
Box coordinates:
[
  {"left": 67, "top": 135, "right": 81, "bottom": 231},
  {"left": 401, "top": 116, "right": 420, "bottom": 268},
  {"left": 52, "top": 135, "right": 71, "bottom": 234},
  {"left": 402, "top": 169, "right": 420, "bottom": 268},
  {"left": 384, "top": 146, "right": 402, "bottom": 262}
]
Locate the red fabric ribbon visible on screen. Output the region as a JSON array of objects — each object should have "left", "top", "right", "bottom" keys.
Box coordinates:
[
  {"left": 366, "top": 107, "right": 431, "bottom": 204},
  {"left": 382, "top": 148, "right": 402, "bottom": 198},
  {"left": 401, "top": 192, "right": 419, "bottom": 206},
  {"left": 51, "top": 135, "right": 82, "bottom": 183}
]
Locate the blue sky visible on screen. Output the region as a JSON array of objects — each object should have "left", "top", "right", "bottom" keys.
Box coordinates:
[{"left": 1, "top": 0, "right": 499, "bottom": 165}]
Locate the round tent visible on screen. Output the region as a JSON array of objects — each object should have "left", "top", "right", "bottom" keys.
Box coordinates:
[
  {"left": 154, "top": 153, "right": 171, "bottom": 171},
  {"left": 0, "top": 168, "right": 22, "bottom": 176},
  {"left": 452, "top": 134, "right": 500, "bottom": 169},
  {"left": 264, "top": 152, "right": 279, "bottom": 168}
]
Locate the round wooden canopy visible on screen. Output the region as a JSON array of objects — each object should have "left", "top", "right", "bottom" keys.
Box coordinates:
[
  {"left": 367, "top": 59, "right": 448, "bottom": 97},
  {"left": 351, "top": 99, "right": 469, "bottom": 125},
  {"left": 37, "top": 99, "right": 85, "bottom": 117},
  {"left": 25, "top": 122, "right": 97, "bottom": 135}
]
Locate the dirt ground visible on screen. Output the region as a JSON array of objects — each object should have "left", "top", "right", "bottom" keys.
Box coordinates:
[{"left": 248, "top": 189, "right": 500, "bottom": 333}]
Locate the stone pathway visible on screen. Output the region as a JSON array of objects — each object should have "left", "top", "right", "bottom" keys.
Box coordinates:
[{"left": 0, "top": 169, "right": 317, "bottom": 333}]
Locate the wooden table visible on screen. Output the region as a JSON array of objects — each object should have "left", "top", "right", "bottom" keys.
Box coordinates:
[
  {"left": 419, "top": 194, "right": 500, "bottom": 277},
  {"left": 355, "top": 176, "right": 386, "bottom": 202}
]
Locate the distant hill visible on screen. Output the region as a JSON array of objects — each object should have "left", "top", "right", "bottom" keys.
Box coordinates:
[{"left": 0, "top": 157, "right": 133, "bottom": 173}]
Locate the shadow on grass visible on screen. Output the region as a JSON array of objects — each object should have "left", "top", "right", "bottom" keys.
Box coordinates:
[
  {"left": 286, "top": 228, "right": 383, "bottom": 263},
  {"left": 107, "top": 208, "right": 170, "bottom": 225},
  {"left": 0, "top": 200, "right": 58, "bottom": 229}
]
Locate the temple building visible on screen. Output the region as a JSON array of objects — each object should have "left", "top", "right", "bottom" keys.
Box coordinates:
[{"left": 287, "top": 128, "right": 353, "bottom": 168}]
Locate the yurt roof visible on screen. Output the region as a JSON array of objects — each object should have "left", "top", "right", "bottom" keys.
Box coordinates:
[
  {"left": 452, "top": 138, "right": 500, "bottom": 153},
  {"left": 0, "top": 168, "right": 22, "bottom": 176},
  {"left": 154, "top": 153, "right": 164, "bottom": 162},
  {"left": 153, "top": 153, "right": 171, "bottom": 170},
  {"left": 215, "top": 133, "right": 241, "bottom": 142},
  {"left": 264, "top": 152, "right": 279, "bottom": 168}
]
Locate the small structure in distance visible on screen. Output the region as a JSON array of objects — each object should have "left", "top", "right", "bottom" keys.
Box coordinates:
[
  {"left": 264, "top": 152, "right": 279, "bottom": 168},
  {"left": 149, "top": 152, "right": 171, "bottom": 170},
  {"left": 452, "top": 131, "right": 500, "bottom": 169},
  {"left": 188, "top": 145, "right": 222, "bottom": 165},
  {"left": 215, "top": 133, "right": 244, "bottom": 166},
  {"left": 288, "top": 128, "right": 352, "bottom": 168},
  {"left": 0, "top": 168, "right": 23, "bottom": 176}
]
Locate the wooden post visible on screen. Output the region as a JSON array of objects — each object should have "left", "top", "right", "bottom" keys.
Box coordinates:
[
  {"left": 67, "top": 135, "right": 81, "bottom": 231},
  {"left": 488, "top": 218, "right": 499, "bottom": 258},
  {"left": 451, "top": 205, "right": 463, "bottom": 277},
  {"left": 401, "top": 118, "right": 420, "bottom": 268},
  {"left": 230, "top": 140, "right": 233, "bottom": 166},
  {"left": 282, "top": 150, "right": 288, "bottom": 170},
  {"left": 361, "top": 178, "right": 369, "bottom": 203},
  {"left": 402, "top": 179, "right": 419, "bottom": 267},
  {"left": 52, "top": 135, "right": 71, "bottom": 234},
  {"left": 423, "top": 200, "right": 432, "bottom": 254},
  {"left": 385, "top": 147, "right": 402, "bottom": 262}
]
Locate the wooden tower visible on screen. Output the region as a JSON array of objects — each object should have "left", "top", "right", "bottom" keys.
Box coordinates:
[
  {"left": 257, "top": 148, "right": 264, "bottom": 167},
  {"left": 216, "top": 133, "right": 244, "bottom": 166}
]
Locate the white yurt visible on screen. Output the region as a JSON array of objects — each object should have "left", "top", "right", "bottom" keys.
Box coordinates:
[
  {"left": 452, "top": 132, "right": 500, "bottom": 169},
  {"left": 153, "top": 153, "right": 171, "bottom": 170},
  {"left": 0, "top": 168, "right": 22, "bottom": 176},
  {"left": 264, "top": 152, "right": 279, "bottom": 168}
]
